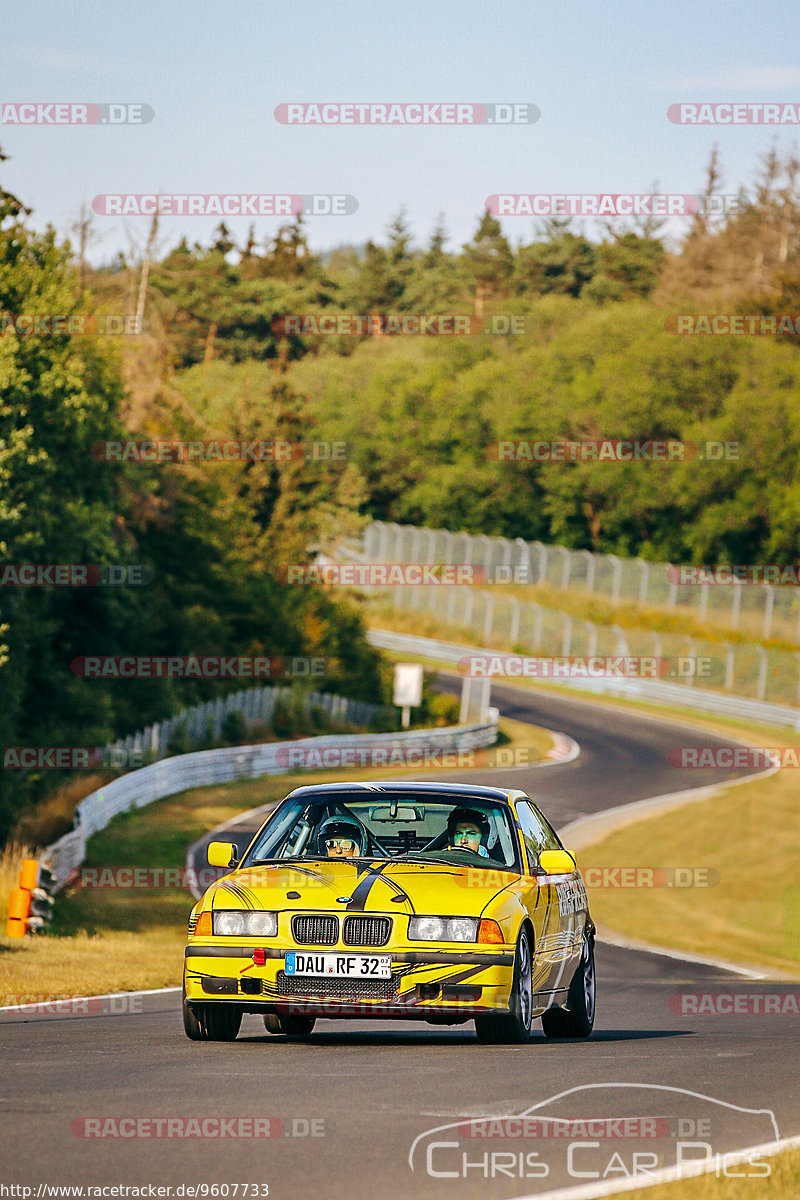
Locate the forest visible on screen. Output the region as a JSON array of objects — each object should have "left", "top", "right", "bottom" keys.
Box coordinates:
[{"left": 2, "top": 142, "right": 799, "bottom": 839}]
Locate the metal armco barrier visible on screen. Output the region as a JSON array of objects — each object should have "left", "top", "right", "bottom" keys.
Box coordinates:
[{"left": 43, "top": 717, "right": 499, "bottom": 892}]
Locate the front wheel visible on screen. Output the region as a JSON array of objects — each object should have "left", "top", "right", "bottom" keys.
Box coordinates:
[
  {"left": 541, "top": 933, "right": 595, "bottom": 1039},
  {"left": 183, "top": 981, "right": 242, "bottom": 1042},
  {"left": 475, "top": 927, "right": 534, "bottom": 1044}
]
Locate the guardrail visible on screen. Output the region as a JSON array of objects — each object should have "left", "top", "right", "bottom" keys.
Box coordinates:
[
  {"left": 42, "top": 717, "right": 499, "bottom": 892},
  {"left": 367, "top": 628, "right": 800, "bottom": 733}
]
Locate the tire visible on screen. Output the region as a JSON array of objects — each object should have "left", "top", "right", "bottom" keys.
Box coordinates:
[
  {"left": 475, "top": 927, "right": 534, "bottom": 1045},
  {"left": 263, "top": 1013, "right": 316, "bottom": 1036},
  {"left": 182, "top": 980, "right": 242, "bottom": 1042},
  {"left": 182, "top": 982, "right": 205, "bottom": 1041},
  {"left": 541, "top": 933, "right": 595, "bottom": 1039}
]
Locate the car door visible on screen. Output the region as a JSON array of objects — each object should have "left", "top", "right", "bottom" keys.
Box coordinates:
[{"left": 514, "top": 799, "right": 584, "bottom": 1003}]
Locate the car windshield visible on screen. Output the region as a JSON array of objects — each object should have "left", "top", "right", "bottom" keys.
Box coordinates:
[{"left": 241, "top": 791, "right": 521, "bottom": 872}]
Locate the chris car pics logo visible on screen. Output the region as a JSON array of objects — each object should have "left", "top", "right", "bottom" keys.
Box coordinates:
[{"left": 409, "top": 1083, "right": 777, "bottom": 1182}]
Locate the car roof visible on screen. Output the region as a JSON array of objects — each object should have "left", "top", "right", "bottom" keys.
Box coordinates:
[{"left": 284, "top": 781, "right": 526, "bottom": 805}]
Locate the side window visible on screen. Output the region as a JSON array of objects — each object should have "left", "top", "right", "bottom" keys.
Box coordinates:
[{"left": 515, "top": 800, "right": 560, "bottom": 871}]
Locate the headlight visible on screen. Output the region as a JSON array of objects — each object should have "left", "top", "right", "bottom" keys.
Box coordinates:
[
  {"left": 247, "top": 911, "right": 278, "bottom": 936},
  {"left": 409, "top": 916, "right": 479, "bottom": 942},
  {"left": 213, "top": 911, "right": 277, "bottom": 936}
]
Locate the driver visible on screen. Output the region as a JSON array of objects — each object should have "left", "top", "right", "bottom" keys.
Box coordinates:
[
  {"left": 446, "top": 807, "right": 490, "bottom": 858},
  {"left": 316, "top": 817, "right": 367, "bottom": 858}
]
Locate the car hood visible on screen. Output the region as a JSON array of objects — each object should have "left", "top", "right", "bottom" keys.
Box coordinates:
[{"left": 205, "top": 859, "right": 520, "bottom": 916}]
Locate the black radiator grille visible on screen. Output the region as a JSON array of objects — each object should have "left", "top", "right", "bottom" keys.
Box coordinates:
[
  {"left": 272, "top": 972, "right": 399, "bottom": 1000},
  {"left": 291, "top": 915, "right": 339, "bottom": 945},
  {"left": 343, "top": 915, "right": 391, "bottom": 946}
]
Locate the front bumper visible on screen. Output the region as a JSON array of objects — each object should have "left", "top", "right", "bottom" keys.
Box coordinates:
[{"left": 184, "top": 943, "right": 519, "bottom": 1020}]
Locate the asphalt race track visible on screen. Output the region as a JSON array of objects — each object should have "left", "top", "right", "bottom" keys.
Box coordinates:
[{"left": 3, "top": 682, "right": 798, "bottom": 1200}]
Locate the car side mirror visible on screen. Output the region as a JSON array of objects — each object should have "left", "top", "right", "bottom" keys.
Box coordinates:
[
  {"left": 539, "top": 848, "right": 577, "bottom": 875},
  {"left": 207, "top": 840, "right": 238, "bottom": 868}
]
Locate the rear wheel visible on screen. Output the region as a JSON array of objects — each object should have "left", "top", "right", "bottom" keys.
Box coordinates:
[
  {"left": 541, "top": 933, "right": 595, "bottom": 1039},
  {"left": 263, "top": 1013, "right": 316, "bottom": 1036},
  {"left": 475, "top": 927, "right": 533, "bottom": 1044},
  {"left": 182, "top": 980, "right": 242, "bottom": 1041}
]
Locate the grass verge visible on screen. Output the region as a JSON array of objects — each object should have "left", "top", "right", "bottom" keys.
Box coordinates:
[
  {"left": 619, "top": 1145, "right": 800, "bottom": 1199},
  {"left": 368, "top": 610, "right": 800, "bottom": 976},
  {"left": 0, "top": 716, "right": 548, "bottom": 1001},
  {"left": 574, "top": 739, "right": 800, "bottom": 977}
]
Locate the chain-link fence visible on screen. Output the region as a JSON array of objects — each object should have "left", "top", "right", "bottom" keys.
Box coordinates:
[
  {"left": 100, "top": 684, "right": 386, "bottom": 762},
  {"left": 363, "top": 522, "right": 800, "bottom": 644},
  {"left": 351, "top": 523, "right": 800, "bottom": 708}
]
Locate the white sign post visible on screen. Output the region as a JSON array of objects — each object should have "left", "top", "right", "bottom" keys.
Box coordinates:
[{"left": 393, "top": 663, "right": 423, "bottom": 729}]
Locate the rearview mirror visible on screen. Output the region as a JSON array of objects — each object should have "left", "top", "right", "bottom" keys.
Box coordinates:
[
  {"left": 539, "top": 849, "right": 577, "bottom": 875},
  {"left": 368, "top": 805, "right": 423, "bottom": 822},
  {"left": 207, "top": 840, "right": 237, "bottom": 868}
]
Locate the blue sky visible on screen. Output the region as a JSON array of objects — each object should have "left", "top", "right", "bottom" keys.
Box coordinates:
[{"left": 3, "top": 0, "right": 800, "bottom": 262}]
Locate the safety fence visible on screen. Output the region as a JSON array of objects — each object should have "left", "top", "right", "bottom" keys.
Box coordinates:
[
  {"left": 100, "top": 683, "right": 383, "bottom": 762},
  {"left": 350, "top": 524, "right": 800, "bottom": 709},
  {"left": 363, "top": 521, "right": 800, "bottom": 644}
]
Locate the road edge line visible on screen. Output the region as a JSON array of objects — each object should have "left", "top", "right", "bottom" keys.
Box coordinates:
[{"left": 505, "top": 1132, "right": 800, "bottom": 1200}]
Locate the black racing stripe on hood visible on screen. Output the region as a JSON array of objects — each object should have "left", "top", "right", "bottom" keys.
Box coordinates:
[
  {"left": 346, "top": 861, "right": 415, "bottom": 913},
  {"left": 216, "top": 881, "right": 258, "bottom": 909}
]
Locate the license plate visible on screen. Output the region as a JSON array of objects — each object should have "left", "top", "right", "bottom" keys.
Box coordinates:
[{"left": 285, "top": 952, "right": 392, "bottom": 979}]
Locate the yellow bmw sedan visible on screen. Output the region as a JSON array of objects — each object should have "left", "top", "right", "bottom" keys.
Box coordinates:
[{"left": 183, "top": 781, "right": 595, "bottom": 1043}]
